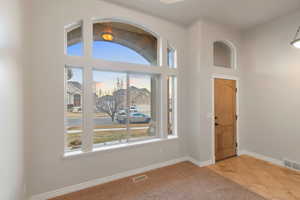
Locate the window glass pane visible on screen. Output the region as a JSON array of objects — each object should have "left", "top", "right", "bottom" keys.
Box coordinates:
[
  {"left": 93, "top": 22, "right": 157, "bottom": 65},
  {"left": 92, "top": 70, "right": 158, "bottom": 147},
  {"left": 66, "top": 23, "right": 83, "bottom": 56},
  {"left": 128, "top": 74, "right": 157, "bottom": 141},
  {"left": 93, "top": 70, "right": 128, "bottom": 147},
  {"left": 167, "top": 47, "right": 176, "bottom": 68},
  {"left": 65, "top": 67, "right": 83, "bottom": 152},
  {"left": 213, "top": 41, "right": 232, "bottom": 68},
  {"left": 167, "top": 76, "right": 176, "bottom": 135},
  {"left": 93, "top": 41, "right": 150, "bottom": 65}
]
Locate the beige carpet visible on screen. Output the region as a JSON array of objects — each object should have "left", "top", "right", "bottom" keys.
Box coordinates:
[{"left": 50, "top": 162, "right": 265, "bottom": 200}]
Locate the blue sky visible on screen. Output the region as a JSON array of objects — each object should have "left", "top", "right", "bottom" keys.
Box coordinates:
[
  {"left": 67, "top": 41, "right": 150, "bottom": 65},
  {"left": 68, "top": 41, "right": 151, "bottom": 93},
  {"left": 93, "top": 70, "right": 151, "bottom": 94}
]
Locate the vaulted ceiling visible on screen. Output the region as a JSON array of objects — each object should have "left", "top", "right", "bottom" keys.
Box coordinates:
[{"left": 102, "top": 0, "right": 300, "bottom": 30}]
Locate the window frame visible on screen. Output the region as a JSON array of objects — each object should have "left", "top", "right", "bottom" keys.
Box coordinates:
[
  {"left": 212, "top": 40, "right": 237, "bottom": 70},
  {"left": 63, "top": 18, "right": 179, "bottom": 156}
]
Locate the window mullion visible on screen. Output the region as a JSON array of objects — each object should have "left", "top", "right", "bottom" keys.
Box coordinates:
[
  {"left": 160, "top": 39, "right": 168, "bottom": 67},
  {"left": 81, "top": 17, "right": 93, "bottom": 152},
  {"left": 151, "top": 76, "right": 157, "bottom": 137},
  {"left": 83, "top": 17, "right": 92, "bottom": 58},
  {"left": 172, "top": 76, "right": 178, "bottom": 136},
  {"left": 82, "top": 67, "right": 94, "bottom": 152},
  {"left": 126, "top": 73, "right": 131, "bottom": 142},
  {"left": 154, "top": 75, "right": 161, "bottom": 138},
  {"left": 161, "top": 74, "right": 168, "bottom": 138}
]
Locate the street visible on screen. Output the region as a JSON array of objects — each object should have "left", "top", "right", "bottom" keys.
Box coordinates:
[{"left": 66, "top": 116, "right": 117, "bottom": 128}]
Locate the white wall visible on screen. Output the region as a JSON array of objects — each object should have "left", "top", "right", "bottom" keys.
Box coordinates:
[
  {"left": 28, "top": 0, "right": 189, "bottom": 196},
  {"left": 0, "top": 0, "right": 27, "bottom": 199},
  {"left": 241, "top": 10, "right": 300, "bottom": 163},
  {"left": 29, "top": 0, "right": 300, "bottom": 197},
  {"left": 187, "top": 20, "right": 243, "bottom": 162}
]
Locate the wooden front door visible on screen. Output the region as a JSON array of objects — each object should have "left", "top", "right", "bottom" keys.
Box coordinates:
[{"left": 214, "top": 78, "right": 237, "bottom": 161}]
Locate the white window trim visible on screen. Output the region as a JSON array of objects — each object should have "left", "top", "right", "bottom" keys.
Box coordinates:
[
  {"left": 212, "top": 40, "right": 237, "bottom": 70},
  {"left": 63, "top": 18, "right": 179, "bottom": 157},
  {"left": 63, "top": 136, "right": 179, "bottom": 159}
]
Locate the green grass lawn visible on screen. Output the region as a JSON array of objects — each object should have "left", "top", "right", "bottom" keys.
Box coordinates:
[
  {"left": 66, "top": 112, "right": 108, "bottom": 118},
  {"left": 66, "top": 128, "right": 150, "bottom": 150},
  {"left": 65, "top": 113, "right": 152, "bottom": 150},
  {"left": 67, "top": 123, "right": 148, "bottom": 131}
]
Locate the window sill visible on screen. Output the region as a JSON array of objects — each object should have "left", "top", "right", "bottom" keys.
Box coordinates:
[{"left": 63, "top": 136, "right": 178, "bottom": 159}]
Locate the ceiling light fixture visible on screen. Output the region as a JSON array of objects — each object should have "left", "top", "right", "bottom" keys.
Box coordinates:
[
  {"left": 101, "top": 32, "right": 114, "bottom": 41},
  {"left": 291, "top": 26, "right": 300, "bottom": 48}
]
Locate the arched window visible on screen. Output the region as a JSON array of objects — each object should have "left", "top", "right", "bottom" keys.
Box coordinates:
[
  {"left": 64, "top": 19, "right": 177, "bottom": 155},
  {"left": 93, "top": 21, "right": 158, "bottom": 65},
  {"left": 213, "top": 41, "right": 235, "bottom": 69}
]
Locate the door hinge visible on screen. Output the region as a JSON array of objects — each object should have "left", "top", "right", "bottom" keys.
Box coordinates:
[
  {"left": 236, "top": 143, "right": 238, "bottom": 148},
  {"left": 235, "top": 115, "right": 238, "bottom": 120},
  {"left": 235, "top": 88, "right": 237, "bottom": 92}
]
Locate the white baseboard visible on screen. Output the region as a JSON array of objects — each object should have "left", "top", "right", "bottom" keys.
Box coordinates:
[
  {"left": 199, "top": 159, "right": 215, "bottom": 167},
  {"left": 29, "top": 156, "right": 214, "bottom": 200},
  {"left": 239, "top": 150, "right": 284, "bottom": 167},
  {"left": 30, "top": 156, "right": 192, "bottom": 200},
  {"left": 30, "top": 151, "right": 287, "bottom": 200},
  {"left": 187, "top": 157, "right": 214, "bottom": 167},
  {"left": 188, "top": 157, "right": 202, "bottom": 166}
]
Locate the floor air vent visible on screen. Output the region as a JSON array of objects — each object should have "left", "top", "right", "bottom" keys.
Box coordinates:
[
  {"left": 284, "top": 160, "right": 300, "bottom": 171},
  {"left": 132, "top": 175, "right": 148, "bottom": 183}
]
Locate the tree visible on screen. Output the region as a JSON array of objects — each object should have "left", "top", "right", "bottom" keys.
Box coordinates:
[
  {"left": 67, "top": 69, "right": 73, "bottom": 80},
  {"left": 96, "top": 78, "right": 125, "bottom": 122}
]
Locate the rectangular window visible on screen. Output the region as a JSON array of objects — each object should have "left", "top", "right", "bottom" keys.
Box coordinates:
[
  {"left": 93, "top": 70, "right": 159, "bottom": 148},
  {"left": 64, "top": 66, "right": 84, "bottom": 152},
  {"left": 66, "top": 22, "right": 83, "bottom": 56},
  {"left": 167, "top": 76, "right": 177, "bottom": 136},
  {"left": 167, "top": 47, "right": 176, "bottom": 68}
]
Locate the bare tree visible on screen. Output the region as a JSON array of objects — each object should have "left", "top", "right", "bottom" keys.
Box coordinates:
[
  {"left": 67, "top": 68, "right": 73, "bottom": 80},
  {"left": 96, "top": 78, "right": 125, "bottom": 121}
]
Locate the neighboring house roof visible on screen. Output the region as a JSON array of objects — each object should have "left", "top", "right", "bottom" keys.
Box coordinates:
[
  {"left": 98, "top": 86, "right": 151, "bottom": 105},
  {"left": 67, "top": 81, "right": 82, "bottom": 95}
]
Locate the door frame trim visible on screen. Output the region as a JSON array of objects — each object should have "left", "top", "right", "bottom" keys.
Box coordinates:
[{"left": 211, "top": 74, "right": 240, "bottom": 164}]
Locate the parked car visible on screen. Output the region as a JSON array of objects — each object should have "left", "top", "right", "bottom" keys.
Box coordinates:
[
  {"left": 117, "top": 106, "right": 138, "bottom": 115},
  {"left": 72, "top": 106, "right": 82, "bottom": 113},
  {"left": 129, "top": 106, "right": 138, "bottom": 113},
  {"left": 116, "top": 112, "right": 151, "bottom": 124}
]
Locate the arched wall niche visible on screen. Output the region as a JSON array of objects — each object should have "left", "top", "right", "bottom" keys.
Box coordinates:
[{"left": 213, "top": 40, "right": 237, "bottom": 69}]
